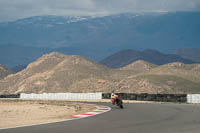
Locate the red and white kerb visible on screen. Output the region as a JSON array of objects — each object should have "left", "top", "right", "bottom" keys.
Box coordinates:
[{"left": 72, "top": 105, "right": 111, "bottom": 119}]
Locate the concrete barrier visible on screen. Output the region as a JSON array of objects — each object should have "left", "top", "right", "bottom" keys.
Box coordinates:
[
  {"left": 20, "top": 93, "right": 102, "bottom": 100},
  {"left": 102, "top": 93, "right": 187, "bottom": 103},
  {"left": 3, "top": 93, "right": 199, "bottom": 104},
  {"left": 187, "top": 94, "right": 200, "bottom": 103}
]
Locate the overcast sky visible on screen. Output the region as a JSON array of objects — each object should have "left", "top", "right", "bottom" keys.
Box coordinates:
[{"left": 0, "top": 0, "right": 200, "bottom": 22}]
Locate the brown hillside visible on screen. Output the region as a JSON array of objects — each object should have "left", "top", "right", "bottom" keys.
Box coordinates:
[
  {"left": 128, "top": 62, "right": 200, "bottom": 94},
  {"left": 0, "top": 53, "right": 200, "bottom": 94},
  {"left": 191, "top": 64, "right": 200, "bottom": 72},
  {"left": 108, "top": 60, "right": 158, "bottom": 81},
  {"left": 112, "top": 62, "right": 200, "bottom": 94},
  {"left": 0, "top": 52, "right": 113, "bottom": 94},
  {"left": 145, "top": 62, "right": 200, "bottom": 83},
  {"left": 120, "top": 60, "right": 157, "bottom": 71},
  {"left": 113, "top": 76, "right": 169, "bottom": 94},
  {"left": 0, "top": 65, "right": 14, "bottom": 80}
]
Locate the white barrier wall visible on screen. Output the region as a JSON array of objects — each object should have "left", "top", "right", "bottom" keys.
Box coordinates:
[
  {"left": 187, "top": 94, "right": 200, "bottom": 103},
  {"left": 20, "top": 93, "right": 102, "bottom": 100}
]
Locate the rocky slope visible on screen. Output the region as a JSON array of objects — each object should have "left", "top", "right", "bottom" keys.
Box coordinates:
[
  {"left": 0, "top": 52, "right": 199, "bottom": 94},
  {"left": 119, "top": 60, "right": 157, "bottom": 71},
  {"left": 129, "top": 62, "right": 200, "bottom": 93},
  {"left": 0, "top": 65, "right": 14, "bottom": 80},
  {"left": 0, "top": 52, "right": 114, "bottom": 94}
]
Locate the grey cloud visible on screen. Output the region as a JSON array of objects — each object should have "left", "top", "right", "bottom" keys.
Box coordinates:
[
  {"left": 0, "top": 0, "right": 96, "bottom": 21},
  {"left": 0, "top": 0, "right": 200, "bottom": 22},
  {"left": 93, "top": 0, "right": 200, "bottom": 12}
]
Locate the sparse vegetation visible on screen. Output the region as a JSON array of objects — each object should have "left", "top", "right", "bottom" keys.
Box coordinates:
[{"left": 0, "top": 52, "right": 200, "bottom": 94}]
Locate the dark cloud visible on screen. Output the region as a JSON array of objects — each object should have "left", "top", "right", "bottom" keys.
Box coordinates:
[{"left": 0, "top": 0, "right": 200, "bottom": 22}]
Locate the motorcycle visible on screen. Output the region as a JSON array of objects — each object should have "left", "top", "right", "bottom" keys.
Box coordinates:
[{"left": 111, "top": 94, "right": 124, "bottom": 109}]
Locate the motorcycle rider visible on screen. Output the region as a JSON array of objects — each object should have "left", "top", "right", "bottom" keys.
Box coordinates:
[
  {"left": 111, "top": 92, "right": 120, "bottom": 105},
  {"left": 111, "top": 91, "right": 124, "bottom": 108}
]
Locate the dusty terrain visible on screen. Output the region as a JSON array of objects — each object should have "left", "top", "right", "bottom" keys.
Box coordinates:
[
  {"left": 0, "top": 52, "right": 200, "bottom": 94},
  {"left": 0, "top": 100, "right": 96, "bottom": 128},
  {"left": 0, "top": 65, "right": 14, "bottom": 80}
]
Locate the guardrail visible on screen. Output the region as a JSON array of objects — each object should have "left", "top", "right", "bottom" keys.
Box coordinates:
[
  {"left": 0, "top": 94, "right": 20, "bottom": 98},
  {"left": 1, "top": 93, "right": 200, "bottom": 104},
  {"left": 20, "top": 93, "right": 102, "bottom": 100},
  {"left": 187, "top": 94, "right": 200, "bottom": 103},
  {"left": 102, "top": 93, "right": 187, "bottom": 103}
]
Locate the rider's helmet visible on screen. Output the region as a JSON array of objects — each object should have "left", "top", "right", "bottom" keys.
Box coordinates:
[{"left": 111, "top": 89, "right": 115, "bottom": 97}]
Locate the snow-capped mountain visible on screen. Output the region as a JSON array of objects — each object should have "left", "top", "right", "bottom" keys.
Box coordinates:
[
  {"left": 0, "top": 12, "right": 200, "bottom": 68},
  {"left": 1, "top": 15, "right": 94, "bottom": 26}
]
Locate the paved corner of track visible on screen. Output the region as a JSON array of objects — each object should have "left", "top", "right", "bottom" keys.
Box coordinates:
[{"left": 2, "top": 103, "right": 200, "bottom": 133}]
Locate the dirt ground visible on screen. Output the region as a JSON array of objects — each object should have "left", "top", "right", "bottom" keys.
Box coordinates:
[{"left": 0, "top": 99, "right": 96, "bottom": 128}]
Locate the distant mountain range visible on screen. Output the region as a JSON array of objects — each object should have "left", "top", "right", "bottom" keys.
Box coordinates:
[
  {"left": 174, "top": 48, "right": 200, "bottom": 63},
  {"left": 0, "top": 11, "right": 200, "bottom": 63},
  {"left": 100, "top": 49, "right": 196, "bottom": 68},
  {"left": 1, "top": 44, "right": 199, "bottom": 72},
  {"left": 0, "top": 52, "right": 200, "bottom": 94}
]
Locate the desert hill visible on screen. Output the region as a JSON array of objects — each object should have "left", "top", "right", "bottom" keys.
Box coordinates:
[
  {"left": 191, "top": 64, "right": 200, "bottom": 72},
  {"left": 121, "top": 62, "right": 200, "bottom": 94},
  {"left": 0, "top": 52, "right": 115, "bottom": 94},
  {"left": 0, "top": 65, "right": 14, "bottom": 80},
  {"left": 0, "top": 52, "right": 200, "bottom": 94},
  {"left": 108, "top": 60, "right": 158, "bottom": 81},
  {"left": 119, "top": 60, "right": 157, "bottom": 71},
  {"left": 146, "top": 62, "right": 200, "bottom": 83}
]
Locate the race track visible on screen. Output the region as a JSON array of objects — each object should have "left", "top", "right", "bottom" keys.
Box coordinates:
[{"left": 1, "top": 103, "right": 200, "bottom": 133}]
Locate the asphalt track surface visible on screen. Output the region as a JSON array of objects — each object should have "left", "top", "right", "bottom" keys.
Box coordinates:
[{"left": 1, "top": 103, "right": 200, "bottom": 133}]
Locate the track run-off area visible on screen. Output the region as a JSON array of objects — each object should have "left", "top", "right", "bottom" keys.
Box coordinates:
[{"left": 1, "top": 103, "right": 200, "bottom": 133}]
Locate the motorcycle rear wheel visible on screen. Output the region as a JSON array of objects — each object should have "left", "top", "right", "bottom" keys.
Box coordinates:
[{"left": 117, "top": 99, "right": 123, "bottom": 109}]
